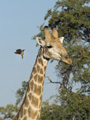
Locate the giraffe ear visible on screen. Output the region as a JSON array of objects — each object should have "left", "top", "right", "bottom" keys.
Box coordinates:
[
  {"left": 36, "top": 37, "right": 46, "bottom": 47},
  {"left": 59, "top": 37, "right": 64, "bottom": 44}
]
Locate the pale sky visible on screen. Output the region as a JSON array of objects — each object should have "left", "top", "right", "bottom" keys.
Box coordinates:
[{"left": 0, "top": 0, "right": 60, "bottom": 107}]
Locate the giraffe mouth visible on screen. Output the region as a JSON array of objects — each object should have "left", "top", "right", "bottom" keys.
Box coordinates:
[{"left": 61, "top": 57, "right": 72, "bottom": 64}]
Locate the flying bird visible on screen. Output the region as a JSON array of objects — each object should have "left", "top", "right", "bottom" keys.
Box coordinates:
[{"left": 14, "top": 49, "right": 25, "bottom": 59}]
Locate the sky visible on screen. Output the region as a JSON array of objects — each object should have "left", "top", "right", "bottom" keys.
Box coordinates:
[{"left": 0, "top": 0, "right": 60, "bottom": 107}]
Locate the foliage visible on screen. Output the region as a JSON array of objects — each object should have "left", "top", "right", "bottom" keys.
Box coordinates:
[
  {"left": 16, "top": 81, "right": 28, "bottom": 105},
  {"left": 48, "top": 0, "right": 90, "bottom": 96},
  {"left": 0, "top": 104, "right": 18, "bottom": 120},
  {"left": 39, "top": 0, "right": 90, "bottom": 119},
  {"left": 40, "top": 101, "right": 62, "bottom": 120},
  {"left": 45, "top": 0, "right": 90, "bottom": 40},
  {"left": 33, "top": 23, "right": 45, "bottom": 40},
  {"left": 0, "top": 81, "right": 28, "bottom": 120},
  {"left": 40, "top": 90, "right": 90, "bottom": 120}
]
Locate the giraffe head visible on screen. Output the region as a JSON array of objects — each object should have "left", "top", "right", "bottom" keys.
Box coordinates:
[{"left": 36, "top": 26, "right": 72, "bottom": 64}]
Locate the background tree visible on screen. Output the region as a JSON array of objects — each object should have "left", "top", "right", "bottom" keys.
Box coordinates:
[
  {"left": 39, "top": 0, "right": 90, "bottom": 119},
  {"left": 0, "top": 104, "right": 18, "bottom": 120}
]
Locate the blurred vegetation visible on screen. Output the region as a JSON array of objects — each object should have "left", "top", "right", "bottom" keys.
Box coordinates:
[{"left": 0, "top": 104, "right": 18, "bottom": 120}]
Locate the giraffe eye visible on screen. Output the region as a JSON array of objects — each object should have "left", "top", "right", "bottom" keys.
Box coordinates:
[{"left": 46, "top": 45, "right": 52, "bottom": 48}]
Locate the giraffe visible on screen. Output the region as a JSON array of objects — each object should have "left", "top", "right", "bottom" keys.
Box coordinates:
[{"left": 12, "top": 26, "right": 72, "bottom": 120}]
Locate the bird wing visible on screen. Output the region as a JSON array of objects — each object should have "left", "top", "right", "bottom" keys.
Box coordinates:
[{"left": 15, "top": 49, "right": 21, "bottom": 54}]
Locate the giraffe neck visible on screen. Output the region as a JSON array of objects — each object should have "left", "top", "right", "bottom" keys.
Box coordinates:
[{"left": 13, "top": 47, "right": 49, "bottom": 120}]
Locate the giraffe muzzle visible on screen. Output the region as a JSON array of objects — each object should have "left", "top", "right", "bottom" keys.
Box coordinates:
[{"left": 62, "top": 57, "right": 72, "bottom": 64}]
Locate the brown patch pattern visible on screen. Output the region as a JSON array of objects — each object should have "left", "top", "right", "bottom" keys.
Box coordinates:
[
  {"left": 40, "top": 68, "right": 43, "bottom": 74},
  {"left": 28, "top": 106, "right": 38, "bottom": 119},
  {"left": 44, "top": 66, "right": 47, "bottom": 71},
  {"left": 24, "top": 98, "right": 29, "bottom": 107},
  {"left": 38, "top": 58, "right": 43, "bottom": 66},
  {"left": 32, "top": 95, "right": 39, "bottom": 108},
  {"left": 28, "top": 92, "right": 32, "bottom": 101},
  {"left": 38, "top": 75, "right": 44, "bottom": 84},
  {"left": 30, "top": 80, "right": 33, "bottom": 91},
  {"left": 34, "top": 74, "right": 38, "bottom": 82},
  {"left": 23, "top": 116, "right": 27, "bottom": 120},
  {"left": 34, "top": 84, "right": 42, "bottom": 96},
  {"left": 23, "top": 109, "right": 27, "bottom": 115},
  {"left": 28, "top": 106, "right": 31, "bottom": 117},
  {"left": 37, "top": 64, "right": 40, "bottom": 72},
  {"left": 33, "top": 66, "right": 37, "bottom": 73}
]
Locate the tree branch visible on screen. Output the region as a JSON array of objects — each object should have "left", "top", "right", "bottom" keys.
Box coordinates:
[{"left": 45, "top": 76, "right": 61, "bottom": 85}]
